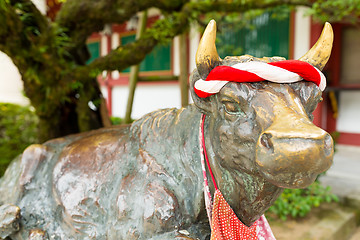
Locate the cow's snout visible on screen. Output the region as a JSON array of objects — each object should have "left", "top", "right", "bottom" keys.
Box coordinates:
[{"left": 255, "top": 119, "right": 334, "bottom": 189}]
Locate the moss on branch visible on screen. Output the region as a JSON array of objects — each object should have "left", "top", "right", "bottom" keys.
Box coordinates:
[
  {"left": 72, "top": 0, "right": 311, "bottom": 77},
  {"left": 55, "top": 0, "right": 188, "bottom": 52},
  {"left": 0, "top": 0, "right": 359, "bottom": 141}
]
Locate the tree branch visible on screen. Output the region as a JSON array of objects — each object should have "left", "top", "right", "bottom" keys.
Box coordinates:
[
  {"left": 73, "top": 11, "right": 189, "bottom": 81},
  {"left": 0, "top": 2, "right": 23, "bottom": 46},
  {"left": 10, "top": 0, "right": 48, "bottom": 31},
  {"left": 188, "top": 0, "right": 312, "bottom": 13},
  {"left": 56, "top": 0, "right": 188, "bottom": 51},
  {"left": 73, "top": 0, "right": 312, "bottom": 78},
  {"left": 0, "top": 0, "right": 75, "bottom": 118},
  {"left": 0, "top": 0, "right": 49, "bottom": 67}
]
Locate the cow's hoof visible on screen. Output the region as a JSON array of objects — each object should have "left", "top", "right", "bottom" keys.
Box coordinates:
[
  {"left": 29, "top": 229, "right": 48, "bottom": 240},
  {"left": 0, "top": 204, "right": 21, "bottom": 239}
]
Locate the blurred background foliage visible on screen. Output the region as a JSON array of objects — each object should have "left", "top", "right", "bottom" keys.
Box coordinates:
[
  {"left": 0, "top": 103, "right": 38, "bottom": 176},
  {"left": 267, "top": 181, "right": 339, "bottom": 220},
  {"left": 2, "top": 0, "right": 360, "bottom": 143}
]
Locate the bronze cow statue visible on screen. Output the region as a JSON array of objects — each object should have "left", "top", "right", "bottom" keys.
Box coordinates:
[{"left": 0, "top": 20, "right": 334, "bottom": 240}]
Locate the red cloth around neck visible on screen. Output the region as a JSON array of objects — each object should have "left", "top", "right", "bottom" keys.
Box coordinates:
[{"left": 210, "top": 189, "right": 258, "bottom": 240}]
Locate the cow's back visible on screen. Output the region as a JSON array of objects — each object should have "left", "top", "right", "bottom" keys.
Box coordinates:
[
  {"left": 0, "top": 125, "right": 131, "bottom": 238},
  {"left": 0, "top": 106, "right": 208, "bottom": 239}
]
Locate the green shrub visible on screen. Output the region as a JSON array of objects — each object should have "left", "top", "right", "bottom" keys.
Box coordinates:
[
  {"left": 110, "top": 116, "right": 123, "bottom": 125},
  {"left": 267, "top": 181, "right": 339, "bottom": 220},
  {"left": 0, "top": 103, "right": 38, "bottom": 176},
  {"left": 110, "top": 116, "right": 134, "bottom": 125}
]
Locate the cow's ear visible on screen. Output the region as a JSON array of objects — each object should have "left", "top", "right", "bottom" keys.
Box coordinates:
[{"left": 189, "top": 71, "right": 213, "bottom": 113}]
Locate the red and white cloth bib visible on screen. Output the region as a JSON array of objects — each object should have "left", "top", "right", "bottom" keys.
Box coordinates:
[{"left": 210, "top": 189, "right": 258, "bottom": 240}]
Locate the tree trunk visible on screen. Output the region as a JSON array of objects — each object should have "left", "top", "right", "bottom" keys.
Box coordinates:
[
  {"left": 179, "top": 33, "right": 189, "bottom": 107},
  {"left": 35, "top": 79, "right": 106, "bottom": 143},
  {"left": 124, "top": 11, "right": 148, "bottom": 123}
]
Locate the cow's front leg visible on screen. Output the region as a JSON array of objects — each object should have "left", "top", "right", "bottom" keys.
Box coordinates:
[{"left": 0, "top": 204, "right": 21, "bottom": 239}]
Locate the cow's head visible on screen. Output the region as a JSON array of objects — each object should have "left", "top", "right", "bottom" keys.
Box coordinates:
[{"left": 190, "top": 20, "right": 334, "bottom": 193}]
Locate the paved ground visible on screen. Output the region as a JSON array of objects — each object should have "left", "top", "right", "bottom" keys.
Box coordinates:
[
  {"left": 350, "top": 227, "right": 360, "bottom": 240},
  {"left": 310, "top": 144, "right": 360, "bottom": 239},
  {"left": 320, "top": 144, "right": 360, "bottom": 197}
]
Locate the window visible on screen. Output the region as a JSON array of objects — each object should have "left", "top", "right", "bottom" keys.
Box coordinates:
[
  {"left": 120, "top": 34, "right": 171, "bottom": 73},
  {"left": 86, "top": 41, "right": 100, "bottom": 64},
  {"left": 216, "top": 11, "right": 290, "bottom": 59}
]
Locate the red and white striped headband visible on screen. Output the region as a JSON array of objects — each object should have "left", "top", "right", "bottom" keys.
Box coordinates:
[{"left": 194, "top": 60, "right": 326, "bottom": 98}]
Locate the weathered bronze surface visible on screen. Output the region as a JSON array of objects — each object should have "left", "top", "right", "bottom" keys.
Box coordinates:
[
  {"left": 0, "top": 21, "right": 334, "bottom": 240},
  {"left": 0, "top": 204, "right": 20, "bottom": 239}
]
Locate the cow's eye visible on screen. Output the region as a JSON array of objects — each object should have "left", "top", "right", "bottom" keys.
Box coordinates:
[{"left": 223, "top": 101, "right": 244, "bottom": 115}]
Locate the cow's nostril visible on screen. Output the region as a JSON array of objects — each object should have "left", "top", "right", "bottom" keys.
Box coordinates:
[
  {"left": 324, "top": 134, "right": 334, "bottom": 157},
  {"left": 260, "top": 133, "right": 274, "bottom": 153}
]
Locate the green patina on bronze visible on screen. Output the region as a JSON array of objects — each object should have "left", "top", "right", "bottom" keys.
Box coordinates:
[{"left": 0, "top": 21, "right": 334, "bottom": 240}]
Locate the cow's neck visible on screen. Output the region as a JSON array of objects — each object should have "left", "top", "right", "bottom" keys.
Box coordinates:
[
  {"left": 202, "top": 115, "right": 283, "bottom": 227},
  {"left": 131, "top": 105, "right": 208, "bottom": 222}
]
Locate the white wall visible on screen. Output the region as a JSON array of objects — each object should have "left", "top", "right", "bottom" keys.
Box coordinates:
[
  {"left": 106, "top": 24, "right": 200, "bottom": 119},
  {"left": 110, "top": 84, "right": 181, "bottom": 119},
  {"left": 189, "top": 24, "right": 200, "bottom": 73},
  {"left": 293, "top": 7, "right": 311, "bottom": 59},
  {"left": 0, "top": 0, "right": 46, "bottom": 106},
  {"left": 337, "top": 91, "right": 360, "bottom": 134},
  {"left": 173, "top": 24, "right": 199, "bottom": 75},
  {"left": 0, "top": 52, "right": 29, "bottom": 105},
  {"left": 31, "top": 0, "right": 46, "bottom": 14}
]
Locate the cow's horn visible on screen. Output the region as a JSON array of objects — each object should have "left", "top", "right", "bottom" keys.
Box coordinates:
[
  {"left": 299, "top": 22, "right": 333, "bottom": 70},
  {"left": 196, "top": 20, "right": 221, "bottom": 79}
]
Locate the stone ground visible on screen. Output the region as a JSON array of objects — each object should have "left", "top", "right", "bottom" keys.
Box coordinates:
[
  {"left": 267, "top": 144, "right": 360, "bottom": 240},
  {"left": 350, "top": 228, "right": 360, "bottom": 240},
  {"left": 268, "top": 203, "right": 331, "bottom": 240},
  {"left": 268, "top": 202, "right": 355, "bottom": 240},
  {"left": 320, "top": 144, "right": 360, "bottom": 197}
]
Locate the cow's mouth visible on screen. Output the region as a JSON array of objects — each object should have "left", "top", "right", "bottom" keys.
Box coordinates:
[{"left": 255, "top": 132, "right": 333, "bottom": 189}]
